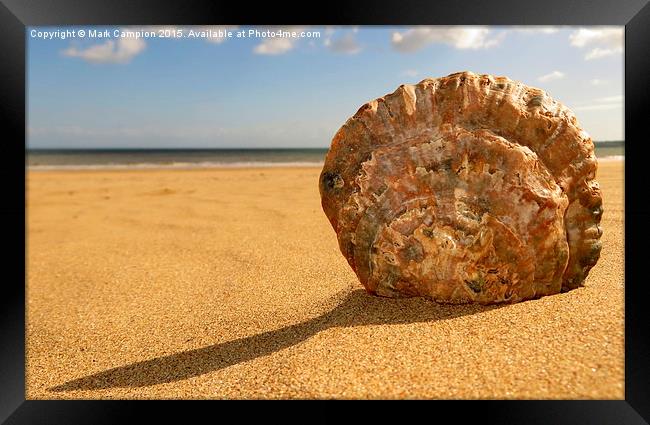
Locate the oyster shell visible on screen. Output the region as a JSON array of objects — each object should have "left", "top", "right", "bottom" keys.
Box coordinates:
[{"left": 320, "top": 71, "right": 602, "bottom": 304}]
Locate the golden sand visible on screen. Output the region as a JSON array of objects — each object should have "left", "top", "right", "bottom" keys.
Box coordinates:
[{"left": 26, "top": 161, "right": 624, "bottom": 399}]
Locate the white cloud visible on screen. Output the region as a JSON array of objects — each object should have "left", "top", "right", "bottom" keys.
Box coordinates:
[
  {"left": 401, "top": 69, "right": 419, "bottom": 77},
  {"left": 537, "top": 71, "right": 565, "bottom": 82},
  {"left": 596, "top": 95, "right": 623, "bottom": 103},
  {"left": 569, "top": 27, "right": 622, "bottom": 47},
  {"left": 254, "top": 38, "right": 296, "bottom": 55},
  {"left": 62, "top": 36, "right": 146, "bottom": 64},
  {"left": 325, "top": 33, "right": 361, "bottom": 54},
  {"left": 585, "top": 47, "right": 620, "bottom": 60},
  {"left": 252, "top": 26, "right": 306, "bottom": 55},
  {"left": 512, "top": 26, "right": 559, "bottom": 34},
  {"left": 574, "top": 103, "right": 622, "bottom": 111},
  {"left": 391, "top": 26, "right": 503, "bottom": 52},
  {"left": 590, "top": 78, "right": 608, "bottom": 86},
  {"left": 569, "top": 27, "right": 623, "bottom": 60}
]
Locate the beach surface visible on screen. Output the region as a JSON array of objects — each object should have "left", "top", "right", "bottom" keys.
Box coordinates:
[{"left": 26, "top": 160, "right": 624, "bottom": 399}]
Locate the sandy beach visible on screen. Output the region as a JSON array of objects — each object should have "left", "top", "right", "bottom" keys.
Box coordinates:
[{"left": 26, "top": 160, "right": 624, "bottom": 399}]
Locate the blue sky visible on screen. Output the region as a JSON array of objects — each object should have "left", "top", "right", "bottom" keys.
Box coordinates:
[{"left": 27, "top": 26, "right": 624, "bottom": 148}]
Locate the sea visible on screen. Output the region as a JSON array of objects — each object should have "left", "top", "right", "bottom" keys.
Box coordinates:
[
  {"left": 26, "top": 148, "right": 329, "bottom": 170},
  {"left": 26, "top": 142, "right": 624, "bottom": 170}
]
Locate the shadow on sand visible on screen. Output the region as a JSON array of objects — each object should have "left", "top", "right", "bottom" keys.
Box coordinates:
[{"left": 50, "top": 289, "right": 500, "bottom": 391}]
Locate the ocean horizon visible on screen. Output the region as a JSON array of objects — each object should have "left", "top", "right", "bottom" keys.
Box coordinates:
[{"left": 26, "top": 142, "right": 624, "bottom": 170}]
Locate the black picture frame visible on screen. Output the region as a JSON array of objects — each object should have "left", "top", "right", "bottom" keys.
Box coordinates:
[{"left": 2, "top": 0, "right": 649, "bottom": 422}]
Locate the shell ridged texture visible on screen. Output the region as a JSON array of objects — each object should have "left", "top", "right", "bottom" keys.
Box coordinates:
[{"left": 320, "top": 71, "right": 603, "bottom": 304}]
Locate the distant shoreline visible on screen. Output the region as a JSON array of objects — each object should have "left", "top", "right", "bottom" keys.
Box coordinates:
[
  {"left": 25, "top": 142, "right": 625, "bottom": 153},
  {"left": 25, "top": 143, "right": 624, "bottom": 171},
  {"left": 26, "top": 161, "right": 327, "bottom": 171},
  {"left": 26, "top": 157, "right": 624, "bottom": 172}
]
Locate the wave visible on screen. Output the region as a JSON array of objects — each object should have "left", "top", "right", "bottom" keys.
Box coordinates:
[
  {"left": 597, "top": 155, "right": 624, "bottom": 162},
  {"left": 26, "top": 161, "right": 326, "bottom": 171}
]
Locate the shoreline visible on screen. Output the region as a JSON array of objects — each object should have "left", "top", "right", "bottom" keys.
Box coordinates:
[
  {"left": 25, "top": 156, "right": 624, "bottom": 172},
  {"left": 26, "top": 161, "right": 326, "bottom": 171}
]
